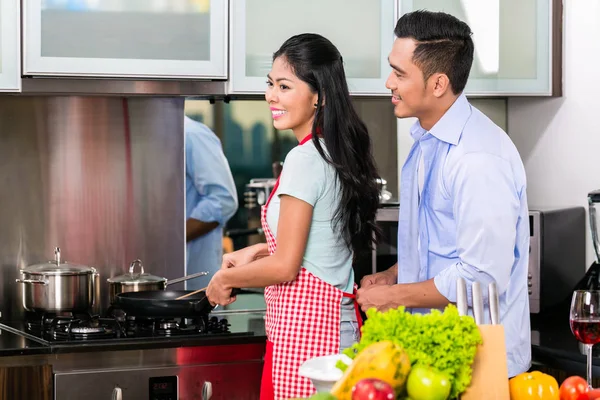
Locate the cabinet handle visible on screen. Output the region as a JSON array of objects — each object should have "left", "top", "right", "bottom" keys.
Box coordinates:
[
  {"left": 112, "top": 386, "right": 122, "bottom": 400},
  {"left": 202, "top": 381, "right": 213, "bottom": 400}
]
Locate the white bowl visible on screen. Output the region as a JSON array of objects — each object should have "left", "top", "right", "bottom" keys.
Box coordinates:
[{"left": 299, "top": 354, "right": 353, "bottom": 393}]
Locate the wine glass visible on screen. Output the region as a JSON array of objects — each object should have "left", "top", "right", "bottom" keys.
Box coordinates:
[{"left": 570, "top": 290, "right": 600, "bottom": 388}]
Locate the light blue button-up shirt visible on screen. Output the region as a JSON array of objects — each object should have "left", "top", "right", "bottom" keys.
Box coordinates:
[
  {"left": 397, "top": 95, "right": 531, "bottom": 377},
  {"left": 185, "top": 117, "right": 238, "bottom": 290}
]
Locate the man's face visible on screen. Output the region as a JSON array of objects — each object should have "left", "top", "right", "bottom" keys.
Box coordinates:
[{"left": 385, "top": 38, "right": 430, "bottom": 119}]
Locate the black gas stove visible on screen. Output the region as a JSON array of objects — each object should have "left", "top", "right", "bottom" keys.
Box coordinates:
[{"left": 1, "top": 308, "right": 233, "bottom": 345}]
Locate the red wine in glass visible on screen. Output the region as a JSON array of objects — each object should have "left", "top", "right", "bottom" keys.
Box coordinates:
[
  {"left": 571, "top": 318, "right": 600, "bottom": 345},
  {"left": 570, "top": 290, "right": 600, "bottom": 388}
]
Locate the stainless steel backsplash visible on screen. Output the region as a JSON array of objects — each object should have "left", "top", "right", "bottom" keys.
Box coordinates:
[{"left": 0, "top": 96, "right": 185, "bottom": 319}]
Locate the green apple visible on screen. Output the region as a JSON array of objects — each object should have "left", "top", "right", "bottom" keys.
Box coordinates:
[{"left": 406, "top": 364, "right": 451, "bottom": 400}]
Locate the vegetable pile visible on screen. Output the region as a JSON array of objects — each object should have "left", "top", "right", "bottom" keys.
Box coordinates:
[{"left": 339, "top": 305, "right": 482, "bottom": 399}]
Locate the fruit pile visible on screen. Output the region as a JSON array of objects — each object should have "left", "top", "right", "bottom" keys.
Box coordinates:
[
  {"left": 295, "top": 340, "right": 453, "bottom": 400},
  {"left": 292, "top": 305, "right": 482, "bottom": 400}
]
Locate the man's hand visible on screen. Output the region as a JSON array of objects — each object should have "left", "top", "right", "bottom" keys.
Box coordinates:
[
  {"left": 356, "top": 285, "right": 398, "bottom": 313},
  {"left": 360, "top": 267, "right": 397, "bottom": 289}
]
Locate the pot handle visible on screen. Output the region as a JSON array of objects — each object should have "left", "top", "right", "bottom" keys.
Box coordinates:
[
  {"left": 15, "top": 279, "right": 48, "bottom": 285},
  {"left": 128, "top": 259, "right": 144, "bottom": 275}
]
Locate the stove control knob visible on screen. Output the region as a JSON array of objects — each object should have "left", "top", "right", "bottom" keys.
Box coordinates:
[
  {"left": 202, "top": 381, "right": 213, "bottom": 400},
  {"left": 112, "top": 386, "right": 122, "bottom": 400}
]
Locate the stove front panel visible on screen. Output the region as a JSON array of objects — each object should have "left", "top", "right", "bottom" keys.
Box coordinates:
[{"left": 55, "top": 360, "right": 263, "bottom": 400}]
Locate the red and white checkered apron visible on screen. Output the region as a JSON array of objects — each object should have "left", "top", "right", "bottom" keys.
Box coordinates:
[{"left": 259, "top": 134, "right": 363, "bottom": 400}]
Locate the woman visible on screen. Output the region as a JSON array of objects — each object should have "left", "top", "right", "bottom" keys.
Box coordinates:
[{"left": 206, "top": 33, "right": 381, "bottom": 400}]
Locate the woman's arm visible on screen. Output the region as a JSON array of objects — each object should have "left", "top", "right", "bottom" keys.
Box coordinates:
[{"left": 207, "top": 194, "right": 312, "bottom": 303}]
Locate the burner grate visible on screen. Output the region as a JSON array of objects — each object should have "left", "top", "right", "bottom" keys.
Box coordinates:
[{"left": 23, "top": 310, "right": 231, "bottom": 341}]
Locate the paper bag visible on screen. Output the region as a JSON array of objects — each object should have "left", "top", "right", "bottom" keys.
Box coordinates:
[{"left": 461, "top": 324, "right": 510, "bottom": 399}]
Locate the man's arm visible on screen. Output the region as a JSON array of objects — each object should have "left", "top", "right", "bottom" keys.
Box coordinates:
[
  {"left": 357, "top": 278, "right": 449, "bottom": 312},
  {"left": 186, "top": 219, "right": 219, "bottom": 242},
  {"left": 358, "top": 152, "right": 522, "bottom": 312},
  {"left": 432, "top": 152, "right": 521, "bottom": 307},
  {"left": 186, "top": 121, "right": 238, "bottom": 243}
]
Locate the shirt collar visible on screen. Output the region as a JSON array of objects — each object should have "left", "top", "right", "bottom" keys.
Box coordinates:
[{"left": 409, "top": 94, "right": 471, "bottom": 145}]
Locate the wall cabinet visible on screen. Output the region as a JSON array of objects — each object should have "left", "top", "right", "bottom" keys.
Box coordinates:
[
  {"left": 23, "top": 0, "right": 227, "bottom": 79},
  {"left": 229, "top": 0, "right": 397, "bottom": 96}
]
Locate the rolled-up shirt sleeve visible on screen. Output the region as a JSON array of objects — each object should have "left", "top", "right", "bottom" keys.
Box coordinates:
[
  {"left": 186, "top": 125, "right": 238, "bottom": 225},
  {"left": 433, "top": 152, "right": 520, "bottom": 305}
]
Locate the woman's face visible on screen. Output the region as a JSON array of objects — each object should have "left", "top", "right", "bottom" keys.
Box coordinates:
[{"left": 265, "top": 56, "right": 318, "bottom": 139}]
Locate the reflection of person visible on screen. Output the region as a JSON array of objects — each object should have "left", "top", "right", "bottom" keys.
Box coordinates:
[
  {"left": 206, "top": 34, "right": 381, "bottom": 400},
  {"left": 357, "top": 10, "right": 531, "bottom": 377},
  {"left": 185, "top": 116, "right": 238, "bottom": 290}
]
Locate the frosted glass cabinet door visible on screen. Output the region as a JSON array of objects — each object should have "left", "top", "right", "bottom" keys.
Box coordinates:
[
  {"left": 23, "top": 0, "right": 227, "bottom": 79},
  {"left": 399, "top": 0, "right": 555, "bottom": 96},
  {"left": 0, "top": 0, "right": 21, "bottom": 91},
  {"left": 230, "top": 0, "right": 397, "bottom": 95}
]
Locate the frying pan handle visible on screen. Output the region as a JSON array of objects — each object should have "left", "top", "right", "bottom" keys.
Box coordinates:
[{"left": 231, "top": 288, "right": 242, "bottom": 296}]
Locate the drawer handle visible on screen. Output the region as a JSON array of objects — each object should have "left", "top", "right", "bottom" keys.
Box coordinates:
[
  {"left": 202, "top": 381, "right": 213, "bottom": 400},
  {"left": 112, "top": 386, "right": 122, "bottom": 400}
]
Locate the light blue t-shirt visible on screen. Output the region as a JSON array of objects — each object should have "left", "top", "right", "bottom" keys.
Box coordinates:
[{"left": 265, "top": 140, "right": 355, "bottom": 297}]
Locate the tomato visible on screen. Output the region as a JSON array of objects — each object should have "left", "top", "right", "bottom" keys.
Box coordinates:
[
  {"left": 588, "top": 389, "right": 600, "bottom": 400},
  {"left": 351, "top": 378, "right": 395, "bottom": 400},
  {"left": 406, "top": 364, "right": 451, "bottom": 400},
  {"left": 559, "top": 376, "right": 589, "bottom": 400}
]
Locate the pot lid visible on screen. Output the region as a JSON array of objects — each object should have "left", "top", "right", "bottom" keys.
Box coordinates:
[
  {"left": 22, "top": 247, "right": 96, "bottom": 275},
  {"left": 107, "top": 259, "right": 167, "bottom": 285}
]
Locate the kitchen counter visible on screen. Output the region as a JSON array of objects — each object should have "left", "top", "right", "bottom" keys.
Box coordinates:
[
  {"left": 0, "top": 327, "right": 49, "bottom": 356},
  {"left": 0, "top": 310, "right": 267, "bottom": 357}
]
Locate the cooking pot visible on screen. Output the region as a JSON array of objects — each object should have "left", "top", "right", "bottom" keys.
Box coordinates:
[
  {"left": 16, "top": 247, "right": 98, "bottom": 312},
  {"left": 107, "top": 259, "right": 209, "bottom": 304}
]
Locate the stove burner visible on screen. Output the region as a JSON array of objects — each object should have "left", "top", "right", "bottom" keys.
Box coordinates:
[
  {"left": 71, "top": 326, "right": 106, "bottom": 334},
  {"left": 24, "top": 310, "right": 231, "bottom": 342},
  {"left": 157, "top": 321, "right": 179, "bottom": 331}
]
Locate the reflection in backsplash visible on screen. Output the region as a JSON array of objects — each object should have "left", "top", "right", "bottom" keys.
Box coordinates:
[
  {"left": 0, "top": 96, "right": 185, "bottom": 319},
  {"left": 184, "top": 98, "right": 399, "bottom": 237}
]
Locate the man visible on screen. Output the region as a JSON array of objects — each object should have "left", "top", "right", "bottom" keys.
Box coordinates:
[
  {"left": 356, "top": 10, "right": 531, "bottom": 377},
  {"left": 185, "top": 116, "right": 238, "bottom": 290}
]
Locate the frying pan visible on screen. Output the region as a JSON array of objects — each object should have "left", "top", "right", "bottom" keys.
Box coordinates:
[{"left": 114, "top": 288, "right": 249, "bottom": 318}]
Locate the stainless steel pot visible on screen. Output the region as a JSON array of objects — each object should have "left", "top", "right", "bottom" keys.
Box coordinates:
[
  {"left": 16, "top": 247, "right": 98, "bottom": 312},
  {"left": 107, "top": 259, "right": 209, "bottom": 304}
]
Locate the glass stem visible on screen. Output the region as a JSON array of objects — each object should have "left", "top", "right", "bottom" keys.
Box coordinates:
[{"left": 588, "top": 344, "right": 594, "bottom": 388}]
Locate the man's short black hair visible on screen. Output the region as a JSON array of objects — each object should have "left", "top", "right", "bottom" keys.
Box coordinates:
[{"left": 394, "top": 10, "right": 474, "bottom": 94}]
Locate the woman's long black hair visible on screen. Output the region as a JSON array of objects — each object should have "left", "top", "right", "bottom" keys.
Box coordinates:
[{"left": 273, "top": 33, "right": 381, "bottom": 261}]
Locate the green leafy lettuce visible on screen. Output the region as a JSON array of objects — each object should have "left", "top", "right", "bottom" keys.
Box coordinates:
[{"left": 339, "top": 305, "right": 482, "bottom": 399}]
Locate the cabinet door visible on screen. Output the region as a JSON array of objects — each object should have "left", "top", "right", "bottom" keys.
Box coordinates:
[
  {"left": 399, "top": 0, "right": 555, "bottom": 96},
  {"left": 230, "top": 0, "right": 397, "bottom": 95},
  {"left": 23, "top": 0, "right": 227, "bottom": 79},
  {"left": 0, "top": 0, "right": 21, "bottom": 91}
]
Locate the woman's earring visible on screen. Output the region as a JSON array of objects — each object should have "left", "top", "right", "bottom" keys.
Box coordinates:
[{"left": 314, "top": 103, "right": 318, "bottom": 108}]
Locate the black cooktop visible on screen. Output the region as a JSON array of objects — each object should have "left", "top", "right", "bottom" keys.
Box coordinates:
[{"left": 0, "top": 309, "right": 250, "bottom": 347}]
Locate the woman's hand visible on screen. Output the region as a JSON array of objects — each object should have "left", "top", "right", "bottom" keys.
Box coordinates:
[
  {"left": 206, "top": 270, "right": 236, "bottom": 307},
  {"left": 221, "top": 244, "right": 267, "bottom": 270}
]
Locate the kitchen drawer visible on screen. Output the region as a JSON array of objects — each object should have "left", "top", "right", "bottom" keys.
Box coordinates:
[{"left": 55, "top": 361, "right": 263, "bottom": 400}]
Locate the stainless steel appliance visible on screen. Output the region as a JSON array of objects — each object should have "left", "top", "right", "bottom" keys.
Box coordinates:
[
  {"left": 524, "top": 207, "right": 585, "bottom": 313},
  {"left": 0, "top": 304, "right": 265, "bottom": 399}
]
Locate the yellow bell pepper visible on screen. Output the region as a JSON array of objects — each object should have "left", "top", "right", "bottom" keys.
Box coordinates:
[{"left": 509, "top": 371, "right": 560, "bottom": 400}]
